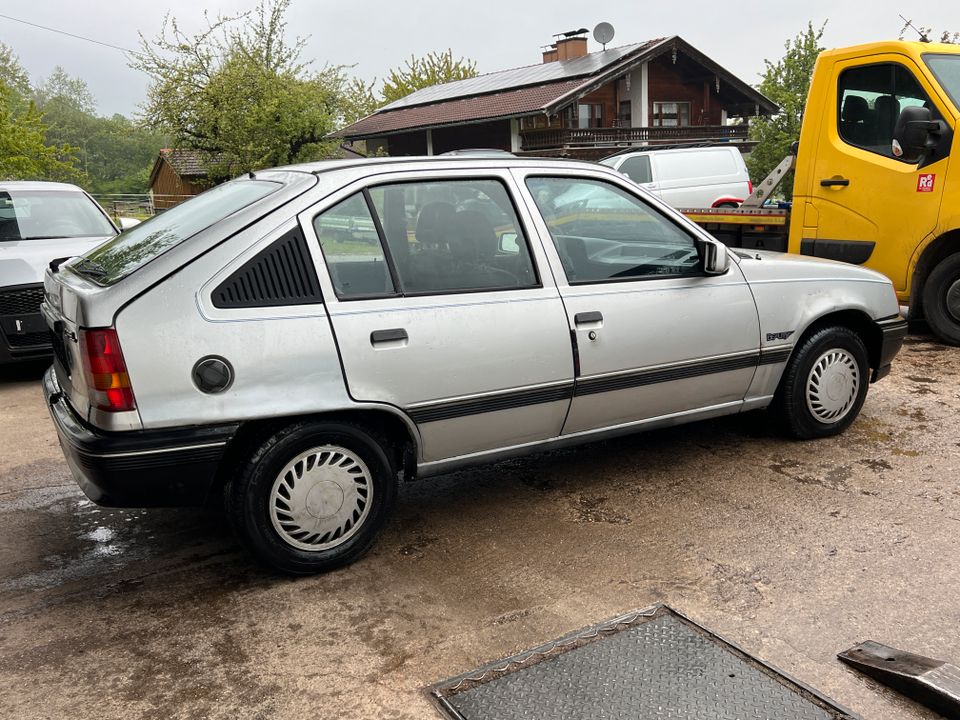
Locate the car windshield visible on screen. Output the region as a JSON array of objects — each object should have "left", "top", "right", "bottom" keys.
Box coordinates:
[
  {"left": 924, "top": 53, "right": 960, "bottom": 109},
  {"left": 75, "top": 178, "right": 280, "bottom": 285},
  {"left": 0, "top": 190, "right": 115, "bottom": 241}
]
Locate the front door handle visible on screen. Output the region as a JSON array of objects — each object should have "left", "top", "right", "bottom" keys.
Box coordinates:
[
  {"left": 574, "top": 311, "right": 603, "bottom": 325},
  {"left": 370, "top": 328, "right": 408, "bottom": 345},
  {"left": 820, "top": 178, "right": 850, "bottom": 187}
]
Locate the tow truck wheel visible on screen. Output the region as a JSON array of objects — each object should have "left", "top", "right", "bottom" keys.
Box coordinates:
[
  {"left": 227, "top": 421, "right": 397, "bottom": 574},
  {"left": 921, "top": 254, "right": 960, "bottom": 346},
  {"left": 771, "top": 326, "right": 869, "bottom": 439}
]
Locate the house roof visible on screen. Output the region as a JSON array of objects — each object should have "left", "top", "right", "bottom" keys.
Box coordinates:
[{"left": 337, "top": 36, "right": 778, "bottom": 140}]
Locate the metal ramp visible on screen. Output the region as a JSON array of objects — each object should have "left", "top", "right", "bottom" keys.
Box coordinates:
[{"left": 431, "top": 604, "right": 856, "bottom": 720}]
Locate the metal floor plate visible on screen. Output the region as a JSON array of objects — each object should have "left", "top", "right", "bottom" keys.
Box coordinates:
[{"left": 431, "top": 605, "right": 855, "bottom": 720}]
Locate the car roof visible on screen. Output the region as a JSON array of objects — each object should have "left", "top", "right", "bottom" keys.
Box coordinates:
[
  {"left": 270, "top": 155, "right": 607, "bottom": 176},
  {"left": 0, "top": 180, "right": 86, "bottom": 192}
]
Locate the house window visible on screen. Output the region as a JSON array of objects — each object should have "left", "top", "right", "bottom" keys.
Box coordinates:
[
  {"left": 577, "top": 103, "right": 603, "bottom": 128},
  {"left": 618, "top": 101, "right": 632, "bottom": 126},
  {"left": 652, "top": 102, "right": 691, "bottom": 127}
]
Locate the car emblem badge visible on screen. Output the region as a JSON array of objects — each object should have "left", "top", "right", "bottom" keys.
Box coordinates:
[
  {"left": 766, "top": 331, "right": 794, "bottom": 341},
  {"left": 15, "top": 319, "right": 22, "bottom": 332}
]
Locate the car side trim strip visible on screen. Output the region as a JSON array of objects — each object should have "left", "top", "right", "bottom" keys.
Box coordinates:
[
  {"left": 408, "top": 384, "right": 574, "bottom": 424},
  {"left": 408, "top": 346, "right": 792, "bottom": 424}
]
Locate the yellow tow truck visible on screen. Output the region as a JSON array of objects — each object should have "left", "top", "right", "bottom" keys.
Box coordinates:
[{"left": 687, "top": 40, "right": 960, "bottom": 344}]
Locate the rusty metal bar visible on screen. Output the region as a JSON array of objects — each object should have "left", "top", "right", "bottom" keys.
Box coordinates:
[{"left": 838, "top": 640, "right": 960, "bottom": 718}]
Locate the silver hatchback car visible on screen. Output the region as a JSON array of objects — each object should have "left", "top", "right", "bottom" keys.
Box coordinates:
[{"left": 41, "top": 157, "right": 907, "bottom": 573}]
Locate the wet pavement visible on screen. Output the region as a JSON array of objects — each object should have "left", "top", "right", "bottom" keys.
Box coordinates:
[{"left": 1, "top": 339, "right": 958, "bottom": 719}]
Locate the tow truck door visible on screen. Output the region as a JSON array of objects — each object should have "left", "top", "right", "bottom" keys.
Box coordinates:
[{"left": 802, "top": 53, "right": 950, "bottom": 292}]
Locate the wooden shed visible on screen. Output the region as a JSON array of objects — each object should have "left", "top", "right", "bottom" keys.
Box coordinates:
[{"left": 148, "top": 149, "right": 211, "bottom": 210}]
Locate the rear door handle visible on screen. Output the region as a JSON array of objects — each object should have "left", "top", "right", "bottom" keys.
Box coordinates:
[
  {"left": 370, "top": 328, "right": 408, "bottom": 345},
  {"left": 574, "top": 311, "right": 603, "bottom": 326},
  {"left": 820, "top": 178, "right": 850, "bottom": 187}
]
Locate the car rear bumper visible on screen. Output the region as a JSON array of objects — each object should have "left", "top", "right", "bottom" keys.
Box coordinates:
[
  {"left": 872, "top": 315, "right": 909, "bottom": 382},
  {"left": 43, "top": 367, "right": 238, "bottom": 507}
]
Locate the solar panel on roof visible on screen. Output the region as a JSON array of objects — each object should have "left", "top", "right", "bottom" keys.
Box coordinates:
[{"left": 380, "top": 41, "right": 658, "bottom": 111}]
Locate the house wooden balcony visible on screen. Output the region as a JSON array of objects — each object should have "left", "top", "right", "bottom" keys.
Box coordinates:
[{"left": 519, "top": 125, "right": 750, "bottom": 156}]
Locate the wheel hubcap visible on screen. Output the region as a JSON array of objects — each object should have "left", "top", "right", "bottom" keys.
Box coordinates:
[
  {"left": 806, "top": 348, "right": 860, "bottom": 424},
  {"left": 945, "top": 278, "right": 960, "bottom": 321},
  {"left": 269, "top": 446, "right": 372, "bottom": 551}
]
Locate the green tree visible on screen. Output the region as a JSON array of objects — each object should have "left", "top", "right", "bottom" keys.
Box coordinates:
[
  {"left": 34, "top": 66, "right": 96, "bottom": 113},
  {"left": 747, "top": 21, "right": 826, "bottom": 199},
  {"left": 31, "top": 67, "right": 166, "bottom": 193},
  {"left": 132, "top": 0, "right": 345, "bottom": 179},
  {"left": 0, "top": 84, "right": 80, "bottom": 181},
  {"left": 0, "top": 45, "right": 80, "bottom": 181},
  {"left": 380, "top": 49, "right": 478, "bottom": 105}
]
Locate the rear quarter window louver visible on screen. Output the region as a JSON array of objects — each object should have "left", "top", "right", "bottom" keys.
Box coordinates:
[{"left": 213, "top": 227, "right": 323, "bottom": 308}]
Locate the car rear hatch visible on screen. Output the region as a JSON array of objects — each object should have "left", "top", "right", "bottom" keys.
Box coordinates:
[{"left": 42, "top": 262, "right": 143, "bottom": 430}]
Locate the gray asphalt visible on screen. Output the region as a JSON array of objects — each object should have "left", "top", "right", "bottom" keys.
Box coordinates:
[{"left": 0, "top": 336, "right": 957, "bottom": 719}]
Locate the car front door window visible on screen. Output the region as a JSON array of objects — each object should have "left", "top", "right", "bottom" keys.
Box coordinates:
[{"left": 526, "top": 177, "right": 701, "bottom": 283}]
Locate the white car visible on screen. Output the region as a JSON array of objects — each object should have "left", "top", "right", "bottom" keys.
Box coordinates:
[
  {"left": 599, "top": 145, "right": 752, "bottom": 209},
  {"left": 0, "top": 181, "right": 117, "bottom": 364}
]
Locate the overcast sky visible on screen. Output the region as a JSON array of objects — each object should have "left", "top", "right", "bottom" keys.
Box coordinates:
[{"left": 3, "top": 1, "right": 960, "bottom": 118}]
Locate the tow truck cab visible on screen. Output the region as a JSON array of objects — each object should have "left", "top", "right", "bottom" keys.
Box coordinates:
[{"left": 788, "top": 40, "right": 960, "bottom": 342}]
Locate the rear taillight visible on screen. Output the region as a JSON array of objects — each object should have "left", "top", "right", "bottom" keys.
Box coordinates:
[
  {"left": 747, "top": 180, "right": 754, "bottom": 195},
  {"left": 80, "top": 328, "right": 136, "bottom": 412}
]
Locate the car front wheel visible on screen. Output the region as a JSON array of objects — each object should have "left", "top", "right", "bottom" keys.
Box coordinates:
[
  {"left": 771, "top": 326, "right": 869, "bottom": 439},
  {"left": 227, "top": 421, "right": 397, "bottom": 574}
]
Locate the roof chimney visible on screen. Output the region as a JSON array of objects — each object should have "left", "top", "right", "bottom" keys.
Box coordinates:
[{"left": 542, "top": 28, "right": 589, "bottom": 63}]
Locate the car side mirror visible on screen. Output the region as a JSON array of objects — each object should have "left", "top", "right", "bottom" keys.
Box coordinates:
[
  {"left": 892, "top": 106, "right": 940, "bottom": 163},
  {"left": 118, "top": 217, "right": 142, "bottom": 231},
  {"left": 700, "top": 239, "right": 730, "bottom": 275}
]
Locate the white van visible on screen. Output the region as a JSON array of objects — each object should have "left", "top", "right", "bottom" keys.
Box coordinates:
[{"left": 599, "top": 146, "right": 752, "bottom": 209}]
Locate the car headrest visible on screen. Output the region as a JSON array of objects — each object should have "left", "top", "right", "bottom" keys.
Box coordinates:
[
  {"left": 415, "top": 202, "right": 456, "bottom": 248},
  {"left": 842, "top": 95, "right": 869, "bottom": 122}
]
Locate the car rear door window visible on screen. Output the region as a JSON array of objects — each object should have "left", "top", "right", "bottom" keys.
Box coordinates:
[
  {"left": 314, "top": 179, "right": 539, "bottom": 299},
  {"left": 526, "top": 177, "right": 701, "bottom": 283},
  {"left": 313, "top": 193, "right": 396, "bottom": 299}
]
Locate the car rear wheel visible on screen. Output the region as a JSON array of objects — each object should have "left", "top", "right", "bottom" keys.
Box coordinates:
[
  {"left": 921, "top": 254, "right": 960, "bottom": 346},
  {"left": 227, "top": 421, "right": 397, "bottom": 574},
  {"left": 771, "top": 326, "right": 869, "bottom": 439}
]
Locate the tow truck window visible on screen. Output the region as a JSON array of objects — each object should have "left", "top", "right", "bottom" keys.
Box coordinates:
[
  {"left": 924, "top": 54, "right": 960, "bottom": 109},
  {"left": 838, "top": 63, "right": 937, "bottom": 160}
]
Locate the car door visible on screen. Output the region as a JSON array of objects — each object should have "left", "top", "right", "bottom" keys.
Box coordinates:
[
  {"left": 515, "top": 168, "right": 761, "bottom": 435},
  {"left": 299, "top": 170, "right": 574, "bottom": 463},
  {"left": 804, "top": 56, "right": 951, "bottom": 290}
]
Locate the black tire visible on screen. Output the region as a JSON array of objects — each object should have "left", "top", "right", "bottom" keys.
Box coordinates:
[
  {"left": 921, "top": 254, "right": 960, "bottom": 346},
  {"left": 715, "top": 201, "right": 739, "bottom": 208},
  {"left": 226, "top": 421, "right": 397, "bottom": 574},
  {"left": 770, "top": 326, "right": 869, "bottom": 439}
]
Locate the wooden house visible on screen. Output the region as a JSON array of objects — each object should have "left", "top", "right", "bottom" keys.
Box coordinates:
[{"left": 336, "top": 34, "right": 778, "bottom": 160}]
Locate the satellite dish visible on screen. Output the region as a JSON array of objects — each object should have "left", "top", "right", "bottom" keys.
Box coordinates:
[{"left": 594, "top": 22, "right": 615, "bottom": 49}]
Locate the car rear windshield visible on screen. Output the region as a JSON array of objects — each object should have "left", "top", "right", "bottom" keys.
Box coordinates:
[
  {"left": 0, "top": 190, "right": 115, "bottom": 241},
  {"left": 73, "top": 179, "right": 280, "bottom": 285},
  {"left": 924, "top": 54, "right": 960, "bottom": 109}
]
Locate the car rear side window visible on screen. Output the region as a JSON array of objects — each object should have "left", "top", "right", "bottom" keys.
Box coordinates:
[
  {"left": 75, "top": 179, "right": 279, "bottom": 285},
  {"left": 526, "top": 177, "right": 701, "bottom": 283}
]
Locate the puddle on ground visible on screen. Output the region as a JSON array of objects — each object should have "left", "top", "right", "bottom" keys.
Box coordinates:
[{"left": 0, "top": 481, "right": 234, "bottom": 598}]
